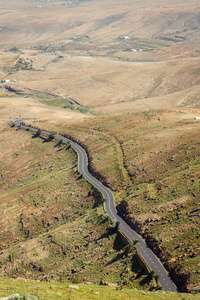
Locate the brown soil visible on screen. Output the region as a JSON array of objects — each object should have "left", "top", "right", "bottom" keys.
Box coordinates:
[
  {"left": 1, "top": 0, "right": 200, "bottom": 294},
  {"left": 29, "top": 108, "right": 200, "bottom": 292}
]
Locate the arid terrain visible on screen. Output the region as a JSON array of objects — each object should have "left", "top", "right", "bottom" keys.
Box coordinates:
[
  {"left": 0, "top": 116, "right": 149, "bottom": 289},
  {"left": 0, "top": 0, "right": 200, "bottom": 298},
  {"left": 29, "top": 108, "right": 200, "bottom": 293},
  {"left": 1, "top": 0, "right": 200, "bottom": 113}
]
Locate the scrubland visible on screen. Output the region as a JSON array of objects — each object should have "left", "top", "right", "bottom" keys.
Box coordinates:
[
  {"left": 0, "top": 0, "right": 200, "bottom": 298},
  {"left": 30, "top": 108, "right": 200, "bottom": 292},
  {"left": 0, "top": 122, "right": 147, "bottom": 290}
]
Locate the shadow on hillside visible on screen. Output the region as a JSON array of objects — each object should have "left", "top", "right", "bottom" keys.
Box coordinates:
[
  {"left": 32, "top": 135, "right": 49, "bottom": 142},
  {"left": 131, "top": 254, "right": 143, "bottom": 274},
  {"left": 106, "top": 251, "right": 124, "bottom": 266},
  {"left": 98, "top": 229, "right": 126, "bottom": 249},
  {"left": 139, "top": 274, "right": 149, "bottom": 286},
  {"left": 97, "top": 226, "right": 119, "bottom": 241},
  {"left": 32, "top": 134, "right": 41, "bottom": 139},
  {"left": 106, "top": 235, "right": 129, "bottom": 266},
  {"left": 113, "top": 232, "right": 126, "bottom": 251},
  {"left": 42, "top": 137, "right": 54, "bottom": 143},
  {"left": 54, "top": 141, "right": 66, "bottom": 148}
]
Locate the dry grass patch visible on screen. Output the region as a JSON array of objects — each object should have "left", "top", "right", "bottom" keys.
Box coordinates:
[{"left": 1, "top": 277, "right": 200, "bottom": 300}]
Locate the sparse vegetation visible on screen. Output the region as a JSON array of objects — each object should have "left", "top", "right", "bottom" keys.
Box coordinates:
[
  {"left": 0, "top": 124, "right": 153, "bottom": 293},
  {"left": 0, "top": 0, "right": 200, "bottom": 297},
  {"left": 32, "top": 109, "right": 200, "bottom": 292},
  {"left": 1, "top": 277, "right": 200, "bottom": 300},
  {"left": 7, "top": 47, "right": 22, "bottom": 53}
]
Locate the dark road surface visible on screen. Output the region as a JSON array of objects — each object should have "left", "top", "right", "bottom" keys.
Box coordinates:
[{"left": 14, "top": 119, "right": 178, "bottom": 292}]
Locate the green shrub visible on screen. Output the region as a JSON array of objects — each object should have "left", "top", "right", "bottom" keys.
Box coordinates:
[
  {"left": 49, "top": 133, "right": 55, "bottom": 140},
  {"left": 35, "top": 129, "right": 42, "bottom": 137},
  {"left": 58, "top": 139, "right": 64, "bottom": 146}
]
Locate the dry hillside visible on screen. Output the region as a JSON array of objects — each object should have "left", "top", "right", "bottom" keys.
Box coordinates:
[
  {"left": 1, "top": 0, "right": 200, "bottom": 113},
  {"left": 30, "top": 108, "right": 200, "bottom": 292},
  {"left": 0, "top": 0, "right": 200, "bottom": 297},
  {"left": 1, "top": 52, "right": 200, "bottom": 113},
  {"left": 0, "top": 118, "right": 148, "bottom": 289}
]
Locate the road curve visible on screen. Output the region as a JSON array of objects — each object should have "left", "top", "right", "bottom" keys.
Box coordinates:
[{"left": 13, "top": 119, "right": 178, "bottom": 293}]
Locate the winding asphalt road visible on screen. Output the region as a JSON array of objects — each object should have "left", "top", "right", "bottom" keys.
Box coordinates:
[{"left": 14, "top": 119, "right": 178, "bottom": 293}]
